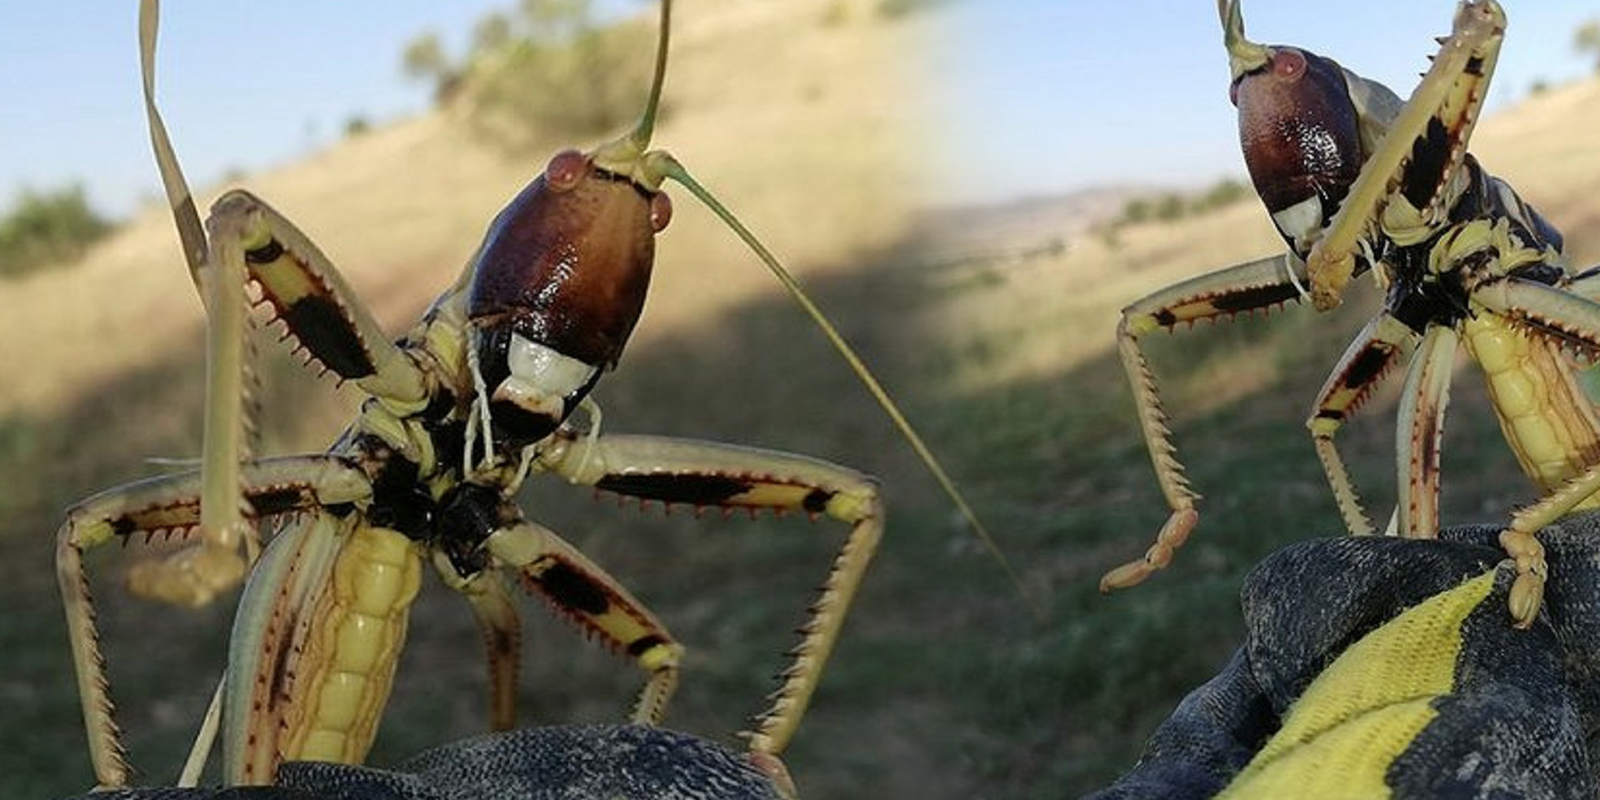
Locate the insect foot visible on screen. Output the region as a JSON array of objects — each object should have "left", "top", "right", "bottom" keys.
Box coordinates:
[
  {"left": 125, "top": 540, "right": 249, "bottom": 608},
  {"left": 1499, "top": 529, "right": 1548, "bottom": 629},
  {"left": 1099, "top": 507, "right": 1199, "bottom": 592}
]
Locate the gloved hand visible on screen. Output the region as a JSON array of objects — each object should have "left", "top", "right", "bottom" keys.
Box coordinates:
[
  {"left": 1089, "top": 511, "right": 1600, "bottom": 800},
  {"left": 61, "top": 724, "right": 789, "bottom": 800}
]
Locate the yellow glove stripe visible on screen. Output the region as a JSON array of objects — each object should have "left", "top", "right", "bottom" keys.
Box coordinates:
[{"left": 1219, "top": 570, "right": 1496, "bottom": 798}]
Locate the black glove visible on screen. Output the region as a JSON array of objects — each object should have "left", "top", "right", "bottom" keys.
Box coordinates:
[
  {"left": 61, "top": 724, "right": 788, "bottom": 800},
  {"left": 1089, "top": 511, "right": 1600, "bottom": 799}
]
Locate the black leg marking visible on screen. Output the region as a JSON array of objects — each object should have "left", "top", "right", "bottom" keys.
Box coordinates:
[
  {"left": 1210, "top": 283, "right": 1304, "bottom": 313},
  {"left": 802, "top": 489, "right": 832, "bottom": 514},
  {"left": 247, "top": 486, "right": 315, "bottom": 517},
  {"left": 280, "top": 294, "right": 376, "bottom": 379},
  {"left": 595, "top": 473, "right": 754, "bottom": 506},
  {"left": 1344, "top": 345, "right": 1394, "bottom": 388},
  {"left": 244, "top": 239, "right": 285, "bottom": 265},
  {"left": 534, "top": 560, "right": 611, "bottom": 616},
  {"left": 626, "top": 634, "right": 669, "bottom": 657},
  {"left": 1401, "top": 117, "right": 1452, "bottom": 210}
]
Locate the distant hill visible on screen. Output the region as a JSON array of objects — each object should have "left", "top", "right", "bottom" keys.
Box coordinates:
[{"left": 910, "top": 186, "right": 1150, "bottom": 267}]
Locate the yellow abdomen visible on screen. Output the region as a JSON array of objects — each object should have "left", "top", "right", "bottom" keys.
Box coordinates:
[
  {"left": 283, "top": 525, "right": 423, "bottom": 764},
  {"left": 1462, "top": 314, "right": 1600, "bottom": 506}
]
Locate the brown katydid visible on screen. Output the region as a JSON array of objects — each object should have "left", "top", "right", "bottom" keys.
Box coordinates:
[
  {"left": 56, "top": 0, "right": 1020, "bottom": 791},
  {"left": 1107, "top": 0, "right": 1600, "bottom": 628}
]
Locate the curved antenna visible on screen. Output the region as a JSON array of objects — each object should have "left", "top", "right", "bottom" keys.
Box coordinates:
[
  {"left": 593, "top": 0, "right": 672, "bottom": 187},
  {"left": 657, "top": 154, "right": 1038, "bottom": 617},
  {"left": 139, "top": 0, "right": 207, "bottom": 286},
  {"left": 1219, "top": 0, "right": 1270, "bottom": 81},
  {"left": 627, "top": 0, "right": 672, "bottom": 151}
]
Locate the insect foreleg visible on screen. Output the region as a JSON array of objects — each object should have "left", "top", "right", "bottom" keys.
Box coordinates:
[
  {"left": 133, "top": 0, "right": 257, "bottom": 613},
  {"left": 1304, "top": 1, "right": 1506, "bottom": 309},
  {"left": 207, "top": 193, "right": 431, "bottom": 408},
  {"left": 1106, "top": 253, "right": 1307, "bottom": 590},
  {"left": 1308, "top": 314, "right": 1419, "bottom": 536},
  {"left": 136, "top": 0, "right": 429, "bottom": 614},
  {"left": 536, "top": 432, "right": 882, "bottom": 760},
  {"left": 56, "top": 455, "right": 372, "bottom": 786}
]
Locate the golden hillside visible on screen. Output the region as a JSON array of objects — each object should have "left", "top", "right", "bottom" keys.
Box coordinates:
[
  {"left": 2, "top": 4, "right": 957, "bottom": 798},
  {"left": 0, "top": 0, "right": 931, "bottom": 417}
]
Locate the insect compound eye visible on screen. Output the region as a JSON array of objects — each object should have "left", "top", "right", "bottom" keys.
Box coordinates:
[
  {"left": 649, "top": 192, "right": 673, "bottom": 233},
  {"left": 545, "top": 149, "right": 589, "bottom": 193},
  {"left": 1270, "top": 48, "right": 1306, "bottom": 82},
  {"left": 1230, "top": 48, "right": 1306, "bottom": 106}
]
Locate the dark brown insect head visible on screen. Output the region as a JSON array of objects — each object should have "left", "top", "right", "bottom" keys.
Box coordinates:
[
  {"left": 466, "top": 148, "right": 674, "bottom": 447},
  {"left": 1230, "top": 46, "right": 1363, "bottom": 256}
]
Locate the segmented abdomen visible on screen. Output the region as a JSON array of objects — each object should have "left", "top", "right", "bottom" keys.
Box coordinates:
[
  {"left": 283, "top": 525, "right": 422, "bottom": 763},
  {"left": 1463, "top": 314, "right": 1600, "bottom": 504},
  {"left": 227, "top": 517, "right": 422, "bottom": 784}
]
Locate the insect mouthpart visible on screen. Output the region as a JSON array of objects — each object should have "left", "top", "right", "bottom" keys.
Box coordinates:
[{"left": 470, "top": 324, "right": 603, "bottom": 446}]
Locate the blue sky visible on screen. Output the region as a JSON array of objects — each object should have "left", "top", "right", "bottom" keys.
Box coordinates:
[
  {"left": 2, "top": 2, "right": 1598, "bottom": 218},
  {"left": 934, "top": 0, "right": 1600, "bottom": 205},
  {"left": 0, "top": 3, "right": 509, "bottom": 218}
]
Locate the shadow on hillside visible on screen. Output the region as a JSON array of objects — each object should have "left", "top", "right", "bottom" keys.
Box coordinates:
[{"left": 0, "top": 223, "right": 1551, "bottom": 798}]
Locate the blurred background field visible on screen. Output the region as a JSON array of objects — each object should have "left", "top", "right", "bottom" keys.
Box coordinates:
[{"left": 4, "top": 1, "right": 1600, "bottom": 798}]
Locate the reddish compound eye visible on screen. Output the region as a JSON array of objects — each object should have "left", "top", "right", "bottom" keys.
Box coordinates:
[
  {"left": 649, "top": 192, "right": 672, "bottom": 232},
  {"left": 1271, "top": 48, "right": 1306, "bottom": 81},
  {"left": 545, "top": 149, "right": 588, "bottom": 192}
]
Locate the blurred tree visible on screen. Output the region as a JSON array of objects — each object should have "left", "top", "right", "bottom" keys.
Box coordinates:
[
  {"left": 474, "top": 12, "right": 513, "bottom": 53},
  {"left": 0, "top": 185, "right": 114, "bottom": 279},
  {"left": 464, "top": 0, "right": 657, "bottom": 148},
  {"left": 1577, "top": 19, "right": 1600, "bottom": 73},
  {"left": 397, "top": 0, "right": 655, "bottom": 147},
  {"left": 401, "top": 32, "right": 462, "bottom": 102}
]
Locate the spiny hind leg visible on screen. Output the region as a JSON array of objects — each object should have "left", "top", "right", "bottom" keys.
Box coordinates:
[
  {"left": 433, "top": 564, "right": 523, "bottom": 732},
  {"left": 56, "top": 455, "right": 370, "bottom": 786},
  {"left": 1392, "top": 326, "right": 1458, "bottom": 539}
]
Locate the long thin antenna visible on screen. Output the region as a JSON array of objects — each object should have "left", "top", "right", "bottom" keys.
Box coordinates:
[
  {"left": 658, "top": 155, "right": 1038, "bottom": 617},
  {"left": 628, "top": 0, "right": 672, "bottom": 151},
  {"left": 139, "top": 0, "right": 207, "bottom": 287}
]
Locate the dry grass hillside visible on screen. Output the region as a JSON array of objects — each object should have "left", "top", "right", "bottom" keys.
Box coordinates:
[
  {"left": 2, "top": 2, "right": 955, "bottom": 797},
  {"left": 0, "top": 1, "right": 929, "bottom": 418},
  {"left": 6, "top": 0, "right": 1600, "bottom": 797}
]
